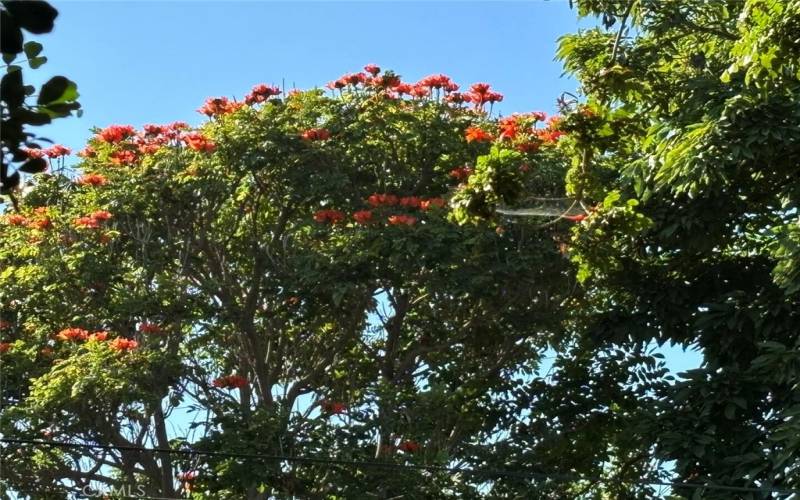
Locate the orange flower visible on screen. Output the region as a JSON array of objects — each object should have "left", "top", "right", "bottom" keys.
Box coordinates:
[
  {"left": 449, "top": 167, "right": 473, "bottom": 181},
  {"left": 498, "top": 116, "right": 520, "bottom": 140},
  {"left": 138, "top": 322, "right": 162, "bottom": 334},
  {"left": 367, "top": 194, "right": 399, "bottom": 207},
  {"left": 74, "top": 217, "right": 100, "bottom": 229},
  {"left": 388, "top": 215, "right": 417, "bottom": 226},
  {"left": 564, "top": 214, "right": 586, "bottom": 222},
  {"left": 44, "top": 145, "right": 71, "bottom": 158},
  {"left": 420, "top": 198, "right": 446, "bottom": 210},
  {"left": 109, "top": 337, "right": 138, "bottom": 352},
  {"left": 28, "top": 218, "right": 52, "bottom": 230},
  {"left": 314, "top": 209, "right": 345, "bottom": 224},
  {"left": 183, "top": 132, "right": 216, "bottom": 153},
  {"left": 465, "top": 126, "right": 493, "bottom": 143},
  {"left": 516, "top": 142, "right": 540, "bottom": 153},
  {"left": 0, "top": 342, "right": 12, "bottom": 353},
  {"left": 197, "top": 97, "right": 240, "bottom": 117},
  {"left": 109, "top": 150, "right": 138, "bottom": 166},
  {"left": 417, "top": 74, "right": 458, "bottom": 91},
  {"left": 77, "top": 146, "right": 97, "bottom": 158},
  {"left": 300, "top": 128, "right": 331, "bottom": 141},
  {"left": 97, "top": 125, "right": 136, "bottom": 143},
  {"left": 76, "top": 173, "right": 108, "bottom": 186},
  {"left": 6, "top": 214, "right": 27, "bottom": 226},
  {"left": 56, "top": 328, "right": 89, "bottom": 342},
  {"left": 212, "top": 374, "right": 248, "bottom": 389},
  {"left": 398, "top": 440, "right": 421, "bottom": 453},
  {"left": 22, "top": 147, "right": 45, "bottom": 159},
  {"left": 399, "top": 196, "right": 422, "bottom": 209},
  {"left": 320, "top": 400, "right": 347, "bottom": 415},
  {"left": 536, "top": 129, "right": 564, "bottom": 144},
  {"left": 244, "top": 84, "right": 281, "bottom": 105},
  {"left": 364, "top": 64, "right": 381, "bottom": 76},
  {"left": 90, "top": 210, "right": 112, "bottom": 222},
  {"left": 89, "top": 331, "right": 108, "bottom": 341},
  {"left": 352, "top": 210, "right": 373, "bottom": 225}
]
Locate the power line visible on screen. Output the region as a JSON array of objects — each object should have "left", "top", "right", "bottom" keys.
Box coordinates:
[{"left": 2, "top": 438, "right": 799, "bottom": 496}]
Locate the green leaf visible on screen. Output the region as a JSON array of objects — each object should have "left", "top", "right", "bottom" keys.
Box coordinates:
[
  {"left": 4, "top": 1, "right": 59, "bottom": 34},
  {"left": 1, "top": 11, "right": 24, "bottom": 54},
  {"left": 28, "top": 55, "right": 47, "bottom": 69},
  {"left": 18, "top": 158, "right": 48, "bottom": 174},
  {"left": 39, "top": 101, "right": 80, "bottom": 118},
  {"left": 23, "top": 41, "right": 43, "bottom": 59},
  {"left": 1, "top": 69, "right": 24, "bottom": 108},
  {"left": 37, "top": 76, "right": 79, "bottom": 105}
]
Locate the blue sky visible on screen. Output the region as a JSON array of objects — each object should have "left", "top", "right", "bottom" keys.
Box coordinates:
[
  {"left": 27, "top": 1, "right": 701, "bottom": 373},
  {"left": 33, "top": 1, "right": 590, "bottom": 152}
]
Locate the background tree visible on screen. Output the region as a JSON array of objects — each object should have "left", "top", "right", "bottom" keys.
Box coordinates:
[{"left": 452, "top": 0, "right": 799, "bottom": 497}]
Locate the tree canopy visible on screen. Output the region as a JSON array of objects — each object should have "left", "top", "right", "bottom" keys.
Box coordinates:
[
  {"left": 1, "top": 1, "right": 799, "bottom": 498},
  {"left": 1, "top": 71, "right": 587, "bottom": 498}
]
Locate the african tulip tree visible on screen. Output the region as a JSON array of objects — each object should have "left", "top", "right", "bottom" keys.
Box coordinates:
[{"left": 0, "top": 67, "right": 583, "bottom": 498}]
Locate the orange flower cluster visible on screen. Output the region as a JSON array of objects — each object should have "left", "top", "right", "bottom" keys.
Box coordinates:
[
  {"left": 397, "top": 440, "right": 421, "bottom": 453},
  {"left": 110, "top": 150, "right": 138, "bottom": 166},
  {"left": 244, "top": 84, "right": 281, "bottom": 105},
  {"left": 352, "top": 210, "right": 373, "bottom": 225},
  {"left": 327, "top": 65, "right": 501, "bottom": 106},
  {"left": 300, "top": 128, "right": 331, "bottom": 141},
  {"left": 74, "top": 210, "right": 112, "bottom": 229},
  {"left": 45, "top": 145, "right": 72, "bottom": 158},
  {"left": 138, "top": 322, "right": 163, "bottom": 334},
  {"left": 6, "top": 214, "right": 27, "bottom": 226},
  {"left": 89, "top": 331, "right": 109, "bottom": 341},
  {"left": 25, "top": 144, "right": 72, "bottom": 159},
  {"left": 388, "top": 214, "right": 417, "bottom": 226},
  {"left": 28, "top": 216, "right": 52, "bottom": 230},
  {"left": 449, "top": 167, "right": 474, "bottom": 181},
  {"left": 314, "top": 209, "right": 345, "bottom": 224},
  {"left": 78, "top": 146, "right": 96, "bottom": 158},
  {"left": 367, "top": 194, "right": 399, "bottom": 207},
  {"left": 0, "top": 342, "right": 12, "bottom": 353},
  {"left": 197, "top": 97, "right": 243, "bottom": 117},
  {"left": 56, "top": 328, "right": 109, "bottom": 343},
  {"left": 465, "top": 126, "right": 493, "bottom": 143},
  {"left": 97, "top": 125, "right": 136, "bottom": 143},
  {"left": 320, "top": 400, "right": 347, "bottom": 414},
  {"left": 110, "top": 337, "right": 138, "bottom": 352},
  {"left": 420, "top": 198, "right": 446, "bottom": 210},
  {"left": 56, "top": 328, "right": 90, "bottom": 341},
  {"left": 76, "top": 173, "right": 108, "bottom": 187},
  {"left": 182, "top": 132, "right": 216, "bottom": 153},
  {"left": 212, "top": 374, "right": 248, "bottom": 389}
]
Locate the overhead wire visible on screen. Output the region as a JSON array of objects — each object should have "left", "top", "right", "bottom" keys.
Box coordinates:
[{"left": 2, "top": 438, "right": 799, "bottom": 496}]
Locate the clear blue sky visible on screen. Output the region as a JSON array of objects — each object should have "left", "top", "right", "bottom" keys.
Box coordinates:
[
  {"left": 33, "top": 1, "right": 591, "bottom": 152},
  {"left": 29, "top": 1, "right": 701, "bottom": 373}
]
